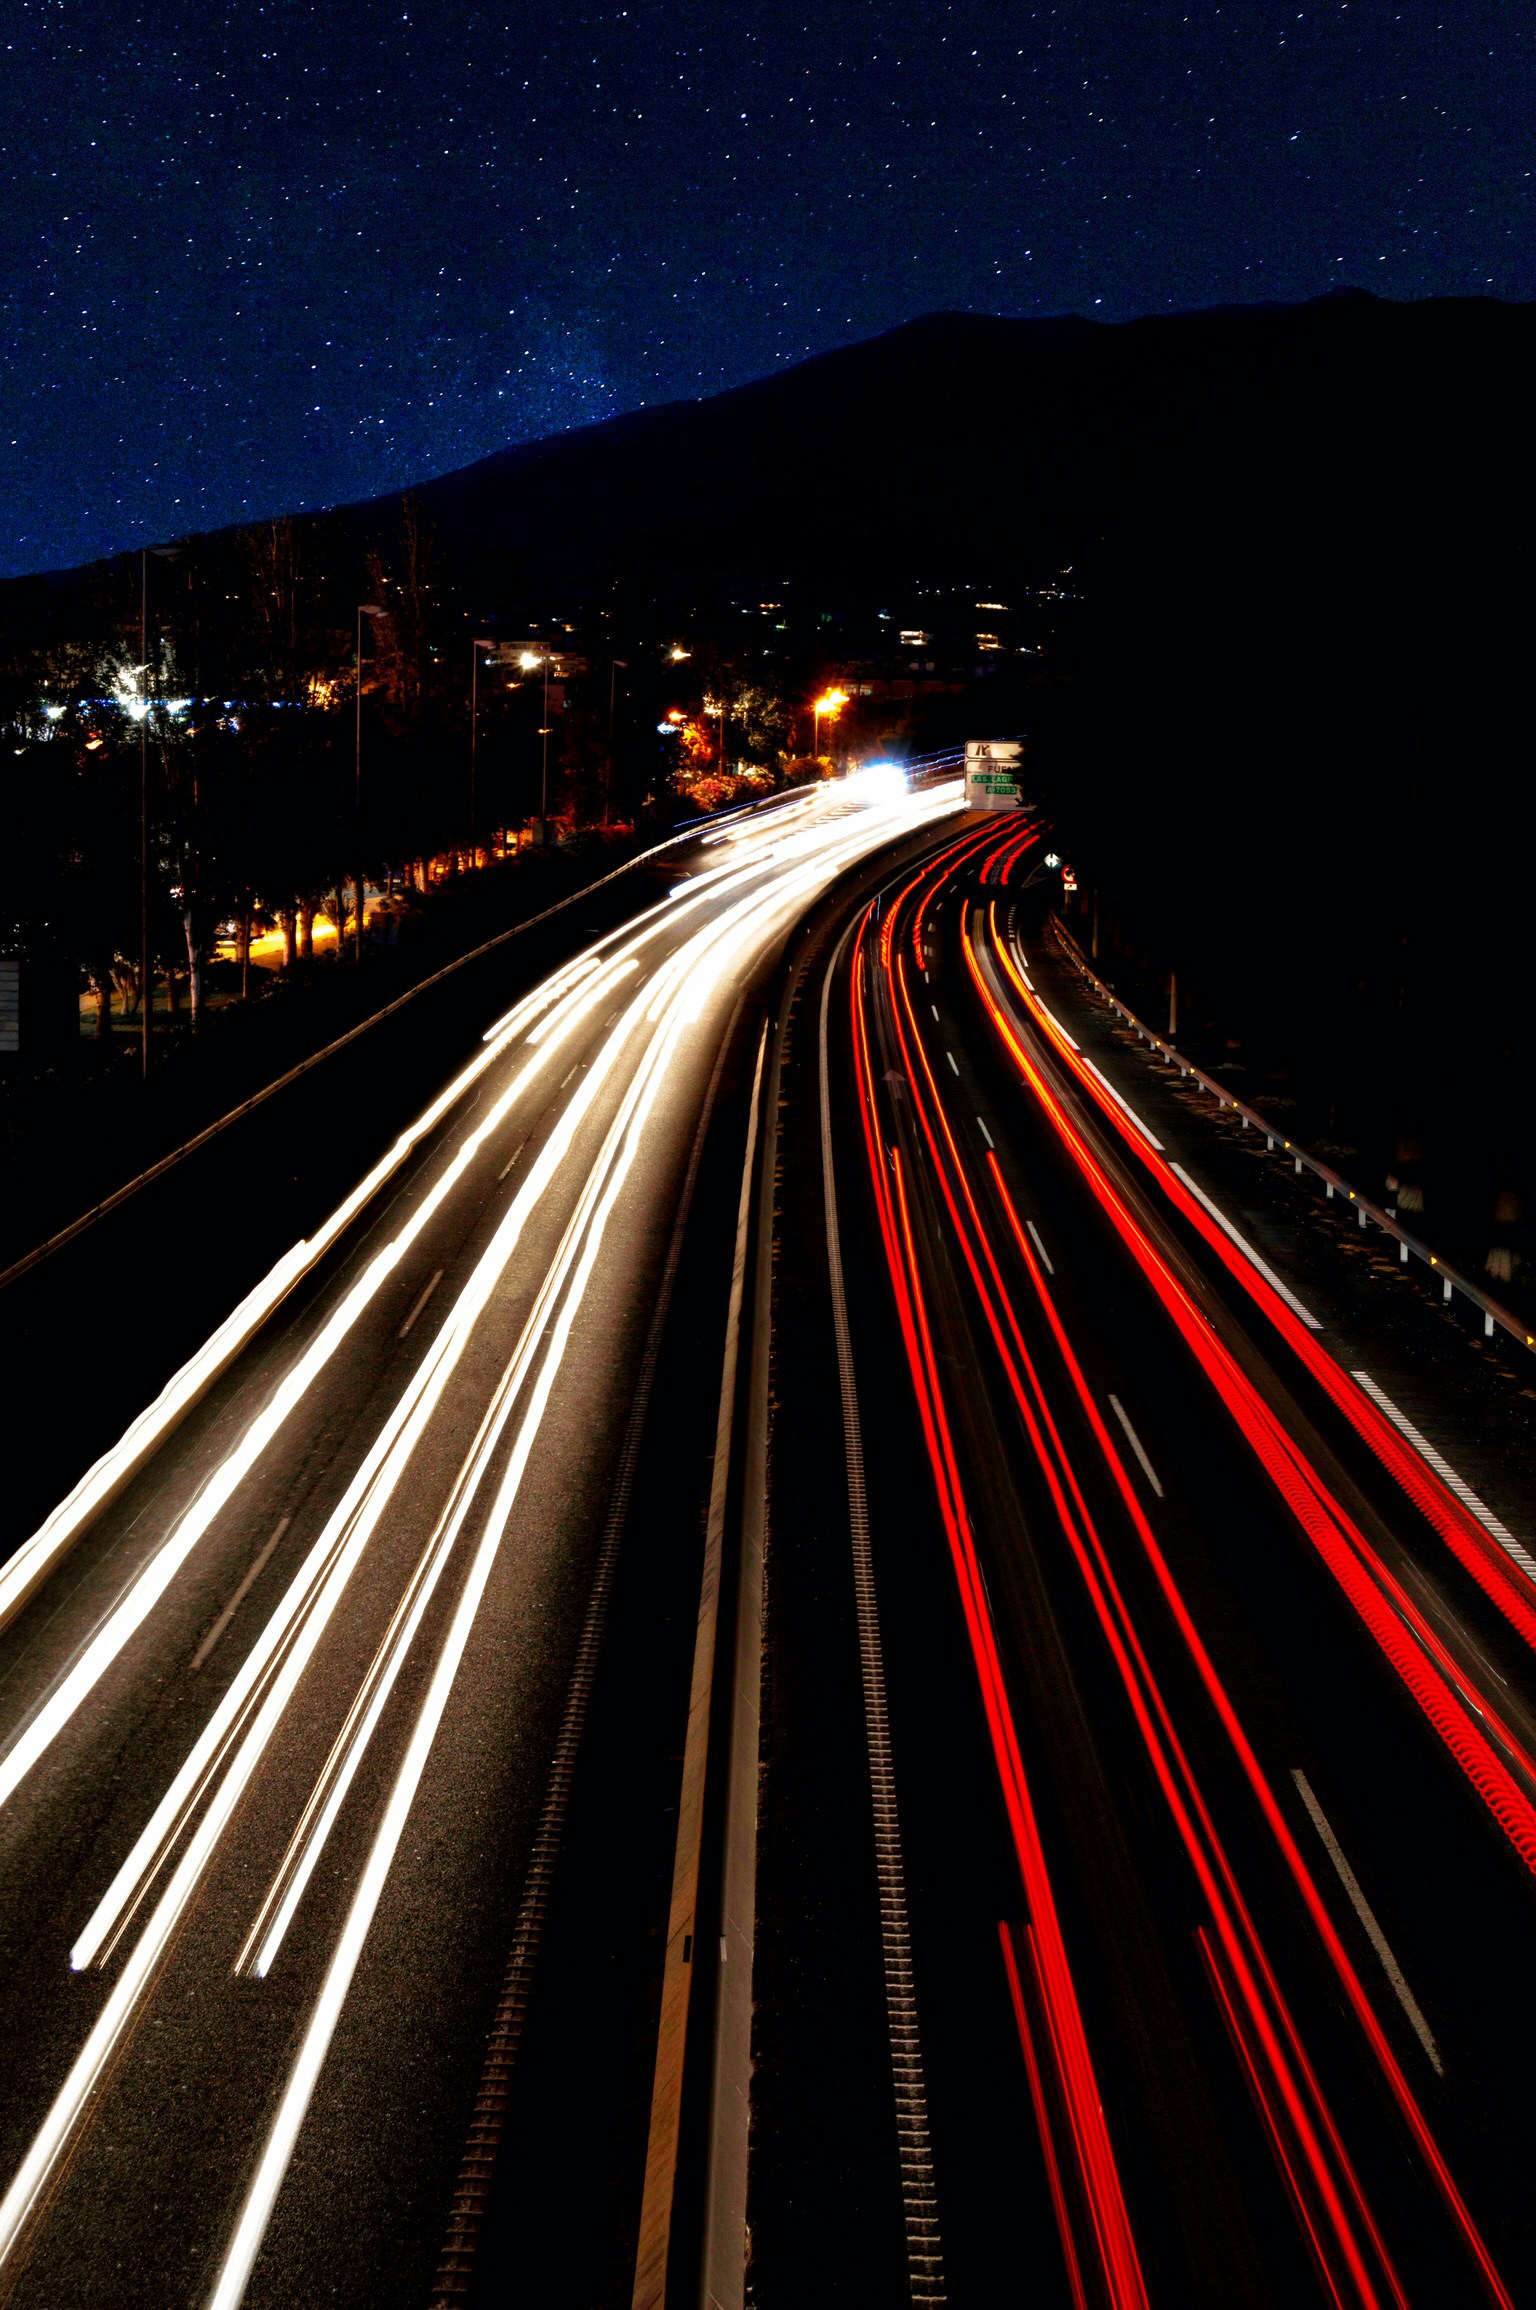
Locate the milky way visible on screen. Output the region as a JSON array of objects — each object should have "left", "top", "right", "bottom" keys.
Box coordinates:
[{"left": 2, "top": 0, "right": 1530, "bottom": 575}]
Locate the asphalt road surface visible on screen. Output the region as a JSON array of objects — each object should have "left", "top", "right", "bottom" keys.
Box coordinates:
[
  {"left": 9, "top": 788, "right": 1536, "bottom": 2310},
  {"left": 754, "top": 811, "right": 1536, "bottom": 2306},
  {"left": 0, "top": 779, "right": 964, "bottom": 2310}
]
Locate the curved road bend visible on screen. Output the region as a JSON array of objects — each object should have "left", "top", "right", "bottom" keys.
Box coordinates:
[
  {"left": 0, "top": 779, "right": 963, "bottom": 2310},
  {"left": 763, "top": 819, "right": 1536, "bottom": 2305}
]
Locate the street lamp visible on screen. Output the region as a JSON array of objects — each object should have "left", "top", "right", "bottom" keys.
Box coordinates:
[
  {"left": 355, "top": 605, "right": 386, "bottom": 960},
  {"left": 515, "top": 648, "right": 555, "bottom": 837},
  {"left": 812, "top": 687, "right": 848, "bottom": 762},
  {"left": 137, "top": 542, "right": 182, "bottom": 1078},
  {"left": 139, "top": 553, "right": 151, "bottom": 1080}
]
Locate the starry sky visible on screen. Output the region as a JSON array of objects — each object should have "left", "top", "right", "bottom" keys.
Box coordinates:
[{"left": 2, "top": 0, "right": 1530, "bottom": 577}]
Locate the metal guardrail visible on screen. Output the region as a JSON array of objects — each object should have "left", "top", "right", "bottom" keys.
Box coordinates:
[
  {"left": 1051, "top": 922, "right": 1536, "bottom": 1355},
  {"left": 0, "top": 812, "right": 769, "bottom": 1299}
]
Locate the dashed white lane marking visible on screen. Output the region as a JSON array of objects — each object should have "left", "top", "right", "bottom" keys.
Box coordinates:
[
  {"left": 1025, "top": 1219, "right": 1054, "bottom": 1275},
  {"left": 1169, "top": 1162, "right": 1322, "bottom": 1330},
  {"left": 1291, "top": 1768, "right": 1443, "bottom": 2073},
  {"left": 931, "top": 1004, "right": 941, "bottom": 1021},
  {"left": 976, "top": 1116, "right": 994, "bottom": 1150},
  {"left": 1107, "top": 1396, "right": 1164, "bottom": 1497},
  {"left": 946, "top": 1051, "right": 960, "bottom": 1077},
  {"left": 397, "top": 1268, "right": 444, "bottom": 1340},
  {"left": 1350, "top": 1371, "right": 1536, "bottom": 1584},
  {"left": 191, "top": 1519, "right": 292, "bottom": 1674},
  {"left": 496, "top": 1138, "right": 527, "bottom": 1183}
]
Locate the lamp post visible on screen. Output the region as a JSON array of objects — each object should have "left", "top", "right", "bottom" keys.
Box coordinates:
[
  {"left": 516, "top": 648, "right": 553, "bottom": 838},
  {"left": 140, "top": 552, "right": 150, "bottom": 1079},
  {"left": 812, "top": 686, "right": 848, "bottom": 764},
  {"left": 471, "top": 636, "right": 495, "bottom": 864},
  {"left": 136, "top": 541, "right": 182, "bottom": 1077},
  {"left": 607, "top": 659, "right": 627, "bottom": 826},
  {"left": 355, "top": 605, "right": 386, "bottom": 959},
  {"left": 542, "top": 652, "right": 551, "bottom": 832}
]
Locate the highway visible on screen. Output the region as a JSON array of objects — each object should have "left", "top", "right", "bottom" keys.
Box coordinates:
[
  {"left": 753, "top": 811, "right": 1536, "bottom": 2304},
  {"left": 6, "top": 786, "right": 1536, "bottom": 2309},
  {"left": 0, "top": 777, "right": 965, "bottom": 2310}
]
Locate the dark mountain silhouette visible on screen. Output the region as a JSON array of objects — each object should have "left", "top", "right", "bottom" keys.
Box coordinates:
[
  {"left": 353, "top": 289, "right": 1530, "bottom": 615},
  {"left": 383, "top": 285, "right": 1535, "bottom": 1279}
]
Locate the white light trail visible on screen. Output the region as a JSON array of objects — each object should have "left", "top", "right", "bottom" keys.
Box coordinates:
[
  {"left": 0, "top": 961, "right": 597, "bottom": 1646},
  {"left": 0, "top": 788, "right": 828, "bottom": 1648},
  {"left": 0, "top": 780, "right": 964, "bottom": 2297},
  {"left": 207, "top": 807, "right": 928, "bottom": 2305},
  {"left": 0, "top": 955, "right": 640, "bottom": 1825},
  {"left": 9, "top": 797, "right": 953, "bottom": 1829}
]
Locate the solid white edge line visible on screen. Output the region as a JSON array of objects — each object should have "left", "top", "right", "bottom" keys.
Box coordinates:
[
  {"left": 1168, "top": 1162, "right": 1323, "bottom": 1330},
  {"left": 1107, "top": 1396, "right": 1164, "bottom": 1497},
  {"left": 1350, "top": 1372, "right": 1536, "bottom": 1583},
  {"left": 1080, "top": 1057, "right": 1164, "bottom": 1151},
  {"left": 1291, "top": 1769, "right": 1442, "bottom": 2073},
  {"left": 1029, "top": 994, "right": 1079, "bottom": 1051}
]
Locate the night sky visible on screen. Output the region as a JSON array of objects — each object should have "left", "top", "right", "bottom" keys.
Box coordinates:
[{"left": 3, "top": 0, "right": 1530, "bottom": 578}]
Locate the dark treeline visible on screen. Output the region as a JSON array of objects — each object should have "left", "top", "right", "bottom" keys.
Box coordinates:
[
  {"left": 0, "top": 494, "right": 627, "bottom": 1042},
  {"left": 1032, "top": 294, "right": 1536, "bottom": 1296}
]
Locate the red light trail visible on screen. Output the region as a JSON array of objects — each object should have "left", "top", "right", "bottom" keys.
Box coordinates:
[{"left": 843, "top": 817, "right": 1515, "bottom": 2305}]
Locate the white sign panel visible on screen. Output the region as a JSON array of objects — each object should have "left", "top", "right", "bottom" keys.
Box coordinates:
[{"left": 964, "top": 739, "right": 1023, "bottom": 811}]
